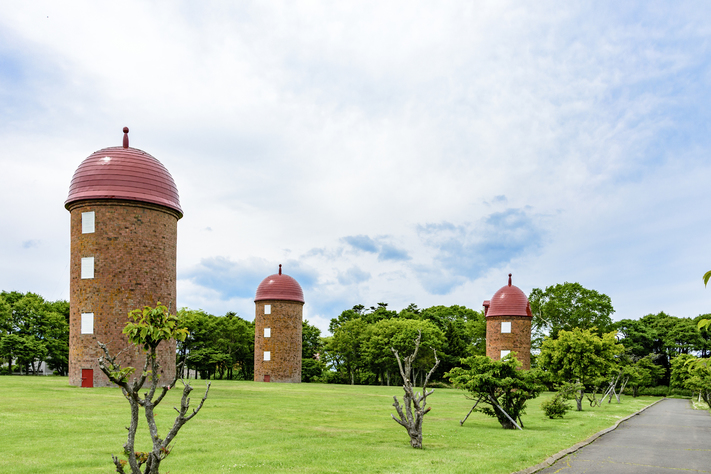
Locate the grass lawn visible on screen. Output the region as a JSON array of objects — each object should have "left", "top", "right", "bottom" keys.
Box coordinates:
[{"left": 0, "top": 376, "right": 659, "bottom": 473}]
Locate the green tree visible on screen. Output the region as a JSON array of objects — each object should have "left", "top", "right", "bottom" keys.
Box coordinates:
[
  {"left": 325, "top": 318, "right": 368, "bottom": 385},
  {"left": 538, "top": 328, "right": 623, "bottom": 410},
  {"left": 0, "top": 291, "right": 69, "bottom": 375},
  {"left": 624, "top": 355, "right": 666, "bottom": 397},
  {"left": 417, "top": 305, "right": 486, "bottom": 379},
  {"left": 529, "top": 282, "right": 614, "bottom": 341},
  {"left": 447, "top": 354, "right": 542, "bottom": 429},
  {"left": 98, "top": 303, "right": 209, "bottom": 474},
  {"left": 302, "top": 320, "right": 322, "bottom": 359},
  {"left": 364, "top": 318, "right": 444, "bottom": 386}
]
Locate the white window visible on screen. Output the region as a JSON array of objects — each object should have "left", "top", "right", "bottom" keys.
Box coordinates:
[
  {"left": 501, "top": 322, "right": 511, "bottom": 333},
  {"left": 264, "top": 351, "right": 271, "bottom": 361},
  {"left": 82, "top": 211, "right": 95, "bottom": 234},
  {"left": 264, "top": 328, "right": 271, "bottom": 338},
  {"left": 264, "top": 304, "right": 271, "bottom": 314},
  {"left": 81, "top": 313, "right": 94, "bottom": 334},
  {"left": 501, "top": 350, "right": 511, "bottom": 358},
  {"left": 81, "top": 257, "right": 94, "bottom": 279}
]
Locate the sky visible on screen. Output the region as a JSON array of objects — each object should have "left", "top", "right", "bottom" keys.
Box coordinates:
[{"left": 1, "top": 1, "right": 710, "bottom": 335}]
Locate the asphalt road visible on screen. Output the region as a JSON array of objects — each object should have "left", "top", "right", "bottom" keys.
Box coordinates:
[{"left": 535, "top": 398, "right": 711, "bottom": 473}]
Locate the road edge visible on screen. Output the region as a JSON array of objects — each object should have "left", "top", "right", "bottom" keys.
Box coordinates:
[{"left": 511, "top": 397, "right": 666, "bottom": 474}]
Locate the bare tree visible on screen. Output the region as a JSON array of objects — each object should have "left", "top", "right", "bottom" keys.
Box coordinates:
[
  {"left": 97, "top": 304, "right": 210, "bottom": 474},
  {"left": 390, "top": 331, "right": 440, "bottom": 449}
]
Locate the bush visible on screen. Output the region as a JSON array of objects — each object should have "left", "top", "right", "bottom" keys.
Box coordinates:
[
  {"left": 621, "top": 385, "right": 693, "bottom": 397},
  {"left": 301, "top": 358, "right": 326, "bottom": 383},
  {"left": 542, "top": 395, "right": 571, "bottom": 419}
]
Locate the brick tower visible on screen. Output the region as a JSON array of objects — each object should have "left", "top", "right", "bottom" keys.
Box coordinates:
[
  {"left": 483, "top": 274, "right": 532, "bottom": 370},
  {"left": 254, "top": 265, "right": 304, "bottom": 383},
  {"left": 65, "top": 127, "right": 182, "bottom": 387}
]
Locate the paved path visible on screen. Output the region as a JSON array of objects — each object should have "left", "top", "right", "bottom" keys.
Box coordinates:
[{"left": 536, "top": 398, "right": 711, "bottom": 473}]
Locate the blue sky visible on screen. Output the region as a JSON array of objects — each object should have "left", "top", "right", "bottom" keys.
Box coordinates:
[{"left": 1, "top": 2, "right": 710, "bottom": 334}]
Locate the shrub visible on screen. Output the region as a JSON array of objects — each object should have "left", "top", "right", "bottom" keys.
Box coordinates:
[{"left": 541, "top": 395, "right": 571, "bottom": 419}]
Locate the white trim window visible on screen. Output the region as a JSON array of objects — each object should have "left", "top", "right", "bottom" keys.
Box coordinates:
[
  {"left": 81, "top": 257, "right": 94, "bottom": 279},
  {"left": 264, "top": 328, "right": 271, "bottom": 338},
  {"left": 500, "top": 350, "right": 511, "bottom": 358},
  {"left": 501, "top": 321, "right": 511, "bottom": 333},
  {"left": 81, "top": 313, "right": 94, "bottom": 334},
  {"left": 264, "top": 304, "right": 271, "bottom": 314},
  {"left": 82, "top": 211, "right": 95, "bottom": 234},
  {"left": 264, "top": 351, "right": 271, "bottom": 361}
]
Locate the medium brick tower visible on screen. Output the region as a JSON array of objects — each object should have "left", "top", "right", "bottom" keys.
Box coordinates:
[
  {"left": 483, "top": 274, "right": 532, "bottom": 370},
  {"left": 65, "top": 127, "right": 183, "bottom": 387},
  {"left": 254, "top": 265, "right": 304, "bottom": 383}
]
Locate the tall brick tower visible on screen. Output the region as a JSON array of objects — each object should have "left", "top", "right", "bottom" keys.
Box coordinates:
[
  {"left": 254, "top": 265, "right": 304, "bottom": 383},
  {"left": 65, "top": 127, "right": 182, "bottom": 387},
  {"left": 483, "top": 274, "right": 532, "bottom": 370}
]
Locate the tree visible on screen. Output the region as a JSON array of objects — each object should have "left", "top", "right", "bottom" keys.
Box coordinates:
[
  {"left": 538, "top": 328, "right": 623, "bottom": 411},
  {"left": 97, "top": 303, "right": 210, "bottom": 474},
  {"left": 390, "top": 331, "right": 440, "bottom": 448},
  {"left": 302, "top": 320, "right": 322, "bottom": 359},
  {"left": 529, "top": 282, "right": 614, "bottom": 341},
  {"left": 417, "top": 305, "right": 486, "bottom": 378},
  {"left": 326, "top": 318, "right": 368, "bottom": 385},
  {"left": 699, "top": 271, "right": 711, "bottom": 331},
  {"left": 364, "top": 319, "right": 444, "bottom": 387},
  {"left": 447, "top": 354, "right": 542, "bottom": 429},
  {"left": 0, "top": 291, "right": 69, "bottom": 375},
  {"left": 624, "top": 355, "right": 666, "bottom": 397}
]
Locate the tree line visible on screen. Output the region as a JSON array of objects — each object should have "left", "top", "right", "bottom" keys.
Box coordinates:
[
  {"left": 0, "top": 291, "right": 69, "bottom": 375},
  {"left": 2, "top": 283, "right": 709, "bottom": 403}
]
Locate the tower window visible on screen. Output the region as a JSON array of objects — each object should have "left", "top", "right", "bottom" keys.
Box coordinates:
[
  {"left": 81, "top": 313, "right": 94, "bottom": 334},
  {"left": 82, "top": 211, "right": 95, "bottom": 234},
  {"left": 81, "top": 257, "right": 94, "bottom": 279},
  {"left": 264, "top": 304, "right": 271, "bottom": 314},
  {"left": 264, "top": 328, "right": 271, "bottom": 338},
  {"left": 501, "top": 350, "right": 510, "bottom": 358},
  {"left": 264, "top": 351, "right": 271, "bottom": 361},
  {"left": 501, "top": 322, "right": 511, "bottom": 333}
]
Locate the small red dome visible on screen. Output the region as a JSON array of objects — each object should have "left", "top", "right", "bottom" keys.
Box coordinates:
[
  {"left": 484, "top": 274, "right": 532, "bottom": 317},
  {"left": 255, "top": 266, "right": 304, "bottom": 303},
  {"left": 65, "top": 143, "right": 182, "bottom": 217}
]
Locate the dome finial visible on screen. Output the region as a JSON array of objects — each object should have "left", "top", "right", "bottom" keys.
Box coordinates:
[
  {"left": 508, "top": 273, "right": 512, "bottom": 286},
  {"left": 279, "top": 264, "right": 282, "bottom": 275},
  {"left": 122, "top": 127, "right": 129, "bottom": 148}
]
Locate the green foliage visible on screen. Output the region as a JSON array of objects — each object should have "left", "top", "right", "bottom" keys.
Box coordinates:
[
  {"left": 623, "top": 355, "right": 666, "bottom": 397},
  {"left": 670, "top": 353, "right": 697, "bottom": 389},
  {"left": 301, "top": 358, "right": 326, "bottom": 382},
  {"left": 538, "top": 328, "right": 623, "bottom": 410},
  {"left": 683, "top": 357, "right": 711, "bottom": 405},
  {"left": 541, "top": 394, "right": 571, "bottom": 419},
  {"left": 302, "top": 320, "right": 322, "bottom": 359},
  {"left": 177, "top": 308, "right": 254, "bottom": 380},
  {"left": 0, "top": 291, "right": 69, "bottom": 375},
  {"left": 124, "top": 303, "right": 188, "bottom": 351},
  {"left": 447, "top": 354, "right": 542, "bottom": 429},
  {"left": 323, "top": 303, "right": 484, "bottom": 385},
  {"left": 529, "top": 282, "right": 614, "bottom": 342}
]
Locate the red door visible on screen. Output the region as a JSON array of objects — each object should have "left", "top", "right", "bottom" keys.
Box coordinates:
[
  {"left": 264, "top": 375, "right": 270, "bottom": 382},
  {"left": 81, "top": 369, "right": 93, "bottom": 387}
]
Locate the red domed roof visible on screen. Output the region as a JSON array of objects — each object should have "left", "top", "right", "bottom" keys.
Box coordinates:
[
  {"left": 255, "top": 265, "right": 304, "bottom": 303},
  {"left": 65, "top": 128, "right": 182, "bottom": 217},
  {"left": 484, "top": 274, "right": 532, "bottom": 318}
]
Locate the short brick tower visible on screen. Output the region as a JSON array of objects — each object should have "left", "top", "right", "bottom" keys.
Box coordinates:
[
  {"left": 483, "top": 274, "right": 532, "bottom": 370},
  {"left": 65, "top": 127, "right": 183, "bottom": 387},
  {"left": 254, "top": 265, "right": 304, "bottom": 383}
]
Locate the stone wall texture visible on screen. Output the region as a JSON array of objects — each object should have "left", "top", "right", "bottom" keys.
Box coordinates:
[
  {"left": 486, "top": 316, "right": 532, "bottom": 370},
  {"left": 68, "top": 200, "right": 178, "bottom": 387},
  {"left": 254, "top": 299, "right": 303, "bottom": 383}
]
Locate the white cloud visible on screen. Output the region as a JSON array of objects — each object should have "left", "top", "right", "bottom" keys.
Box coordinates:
[{"left": 2, "top": 1, "right": 711, "bottom": 333}]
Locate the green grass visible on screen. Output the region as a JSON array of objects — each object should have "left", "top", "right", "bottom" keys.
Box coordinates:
[{"left": 0, "top": 377, "right": 658, "bottom": 473}]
